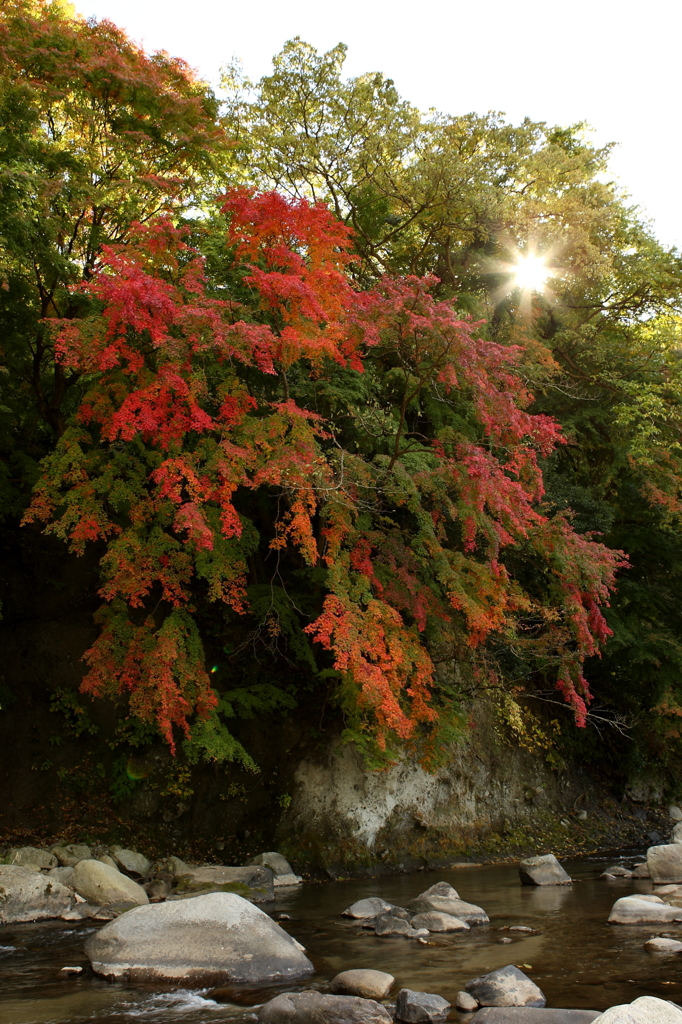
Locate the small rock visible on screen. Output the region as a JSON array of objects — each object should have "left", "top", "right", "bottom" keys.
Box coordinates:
[
  {"left": 419, "top": 881, "right": 459, "bottom": 899},
  {"left": 274, "top": 873, "right": 303, "bottom": 887},
  {"left": 71, "top": 860, "right": 148, "bottom": 907},
  {"left": 591, "top": 994, "right": 682, "bottom": 1023},
  {"left": 343, "top": 897, "right": 394, "bottom": 919},
  {"left": 498, "top": 937, "right": 513, "bottom": 944},
  {"left": 607, "top": 896, "right": 682, "bottom": 924},
  {"left": 410, "top": 911, "right": 470, "bottom": 932},
  {"left": 155, "top": 855, "right": 192, "bottom": 879},
  {"left": 258, "top": 991, "right": 391, "bottom": 1024},
  {"left": 331, "top": 969, "right": 395, "bottom": 999},
  {"left": 647, "top": 844, "right": 682, "bottom": 884},
  {"left": 605, "top": 865, "right": 632, "bottom": 877},
  {"left": 52, "top": 844, "right": 91, "bottom": 867},
  {"left": 673, "top": 823, "right": 682, "bottom": 846},
  {"left": 519, "top": 854, "right": 571, "bottom": 887},
  {"left": 670, "top": 806, "right": 682, "bottom": 822},
  {"left": 576, "top": 810, "right": 588, "bottom": 820},
  {"left": 632, "top": 862, "right": 650, "bottom": 878},
  {"left": 145, "top": 878, "right": 170, "bottom": 899},
  {"left": 395, "top": 988, "right": 451, "bottom": 1023},
  {"left": 648, "top": 831, "right": 663, "bottom": 844},
  {"left": 509, "top": 926, "right": 535, "bottom": 933},
  {"left": 406, "top": 927, "right": 430, "bottom": 939},
  {"left": 653, "top": 884, "right": 682, "bottom": 896},
  {"left": 59, "top": 965, "right": 84, "bottom": 975},
  {"left": 374, "top": 913, "right": 411, "bottom": 936},
  {"left": 644, "top": 936, "right": 682, "bottom": 952},
  {"left": 7, "top": 847, "right": 57, "bottom": 871},
  {"left": 456, "top": 991, "right": 479, "bottom": 1012},
  {"left": 97, "top": 855, "right": 118, "bottom": 870},
  {"left": 471, "top": 1011, "right": 601, "bottom": 1023},
  {"left": 249, "top": 852, "right": 295, "bottom": 876},
  {"left": 465, "top": 965, "right": 546, "bottom": 1008},
  {"left": 600, "top": 873, "right": 617, "bottom": 881},
  {"left": 174, "top": 865, "right": 274, "bottom": 903},
  {"left": 111, "top": 847, "right": 151, "bottom": 879}
]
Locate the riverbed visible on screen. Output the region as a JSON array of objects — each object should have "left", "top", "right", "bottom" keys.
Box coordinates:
[{"left": 1, "top": 854, "right": 681, "bottom": 1023}]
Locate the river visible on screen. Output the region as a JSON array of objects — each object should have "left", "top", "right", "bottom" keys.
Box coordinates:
[{"left": 1, "top": 853, "right": 681, "bottom": 1023}]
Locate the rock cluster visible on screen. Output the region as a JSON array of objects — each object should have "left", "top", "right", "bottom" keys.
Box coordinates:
[
  {"left": 0, "top": 840, "right": 301, "bottom": 925},
  {"left": 342, "top": 881, "right": 487, "bottom": 939}
]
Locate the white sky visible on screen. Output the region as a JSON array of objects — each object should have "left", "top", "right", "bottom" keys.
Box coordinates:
[{"left": 79, "top": 0, "right": 681, "bottom": 250}]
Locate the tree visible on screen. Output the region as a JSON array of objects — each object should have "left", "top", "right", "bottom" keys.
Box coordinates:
[{"left": 24, "top": 187, "right": 624, "bottom": 760}]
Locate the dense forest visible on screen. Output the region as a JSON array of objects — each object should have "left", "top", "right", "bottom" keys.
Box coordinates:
[{"left": 3, "top": 0, "right": 682, "bottom": 825}]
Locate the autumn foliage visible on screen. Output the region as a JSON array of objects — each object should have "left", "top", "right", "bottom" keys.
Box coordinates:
[{"left": 22, "top": 184, "right": 626, "bottom": 754}]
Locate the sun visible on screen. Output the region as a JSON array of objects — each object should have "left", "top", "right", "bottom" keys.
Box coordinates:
[{"left": 512, "top": 253, "right": 551, "bottom": 293}]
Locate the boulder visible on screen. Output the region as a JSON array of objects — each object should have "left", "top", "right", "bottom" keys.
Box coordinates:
[
  {"left": 410, "top": 911, "right": 470, "bottom": 932},
  {"left": 174, "top": 865, "right": 274, "bottom": 902},
  {"left": 331, "top": 969, "right": 395, "bottom": 999},
  {"left": 457, "top": 992, "right": 480, "bottom": 1011},
  {"left": 97, "top": 854, "right": 118, "bottom": 870},
  {"left": 52, "top": 843, "right": 91, "bottom": 867},
  {"left": 519, "top": 854, "right": 571, "bottom": 886},
  {"left": 607, "top": 896, "right": 682, "bottom": 924},
  {"left": 471, "top": 1012, "right": 601, "bottom": 1024},
  {"left": 465, "top": 965, "right": 546, "bottom": 1008},
  {"left": 249, "top": 851, "right": 294, "bottom": 876},
  {"left": 47, "top": 866, "right": 74, "bottom": 884},
  {"left": 343, "top": 896, "right": 394, "bottom": 918},
  {"left": 258, "top": 991, "right": 391, "bottom": 1024},
  {"left": 157, "top": 855, "right": 191, "bottom": 879},
  {"left": 374, "top": 913, "right": 411, "bottom": 936},
  {"left": 408, "top": 883, "right": 488, "bottom": 924},
  {"left": 70, "top": 860, "right": 149, "bottom": 906},
  {"left": 0, "top": 865, "right": 74, "bottom": 923},
  {"left": 86, "top": 891, "right": 314, "bottom": 984},
  {"left": 395, "top": 989, "right": 451, "bottom": 1022},
  {"left": 591, "top": 995, "right": 682, "bottom": 1023},
  {"left": 6, "top": 846, "right": 57, "bottom": 870},
  {"left": 673, "top": 823, "right": 682, "bottom": 845},
  {"left": 647, "top": 844, "right": 682, "bottom": 884},
  {"left": 419, "top": 881, "right": 460, "bottom": 899},
  {"left": 644, "top": 937, "right": 682, "bottom": 952},
  {"left": 111, "top": 847, "right": 151, "bottom": 878},
  {"left": 631, "top": 862, "right": 650, "bottom": 878}
]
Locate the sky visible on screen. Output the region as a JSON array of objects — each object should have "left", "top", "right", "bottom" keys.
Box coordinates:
[{"left": 79, "top": 0, "right": 681, "bottom": 250}]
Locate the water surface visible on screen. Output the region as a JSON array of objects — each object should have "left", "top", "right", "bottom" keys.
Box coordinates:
[{"left": 2, "top": 856, "right": 681, "bottom": 1024}]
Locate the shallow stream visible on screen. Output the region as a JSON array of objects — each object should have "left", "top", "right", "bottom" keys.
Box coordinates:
[{"left": 2, "top": 854, "right": 681, "bottom": 1024}]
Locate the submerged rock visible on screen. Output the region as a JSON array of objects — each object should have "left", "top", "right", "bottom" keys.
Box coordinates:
[
  {"left": 331, "top": 969, "right": 395, "bottom": 999},
  {"left": 258, "top": 991, "right": 391, "bottom": 1024},
  {"left": 410, "top": 911, "right": 470, "bottom": 932},
  {"left": 608, "top": 896, "right": 682, "bottom": 924},
  {"left": 70, "top": 860, "right": 149, "bottom": 907},
  {"left": 647, "top": 844, "right": 682, "bottom": 884},
  {"left": 174, "top": 865, "right": 274, "bottom": 902},
  {"left": 591, "top": 995, "right": 682, "bottom": 1023},
  {"left": 471, "top": 1012, "right": 601, "bottom": 1023},
  {"left": 519, "top": 854, "right": 571, "bottom": 886},
  {"left": 465, "top": 965, "right": 546, "bottom": 1008},
  {"left": 0, "top": 865, "right": 74, "bottom": 923},
  {"left": 85, "top": 892, "right": 314, "bottom": 984},
  {"left": 395, "top": 988, "right": 451, "bottom": 1022}
]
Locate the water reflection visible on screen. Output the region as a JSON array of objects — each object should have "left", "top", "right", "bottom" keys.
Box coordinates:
[{"left": 2, "top": 857, "right": 682, "bottom": 1023}]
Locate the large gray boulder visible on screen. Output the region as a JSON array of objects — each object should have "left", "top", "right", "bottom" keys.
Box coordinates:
[
  {"left": 647, "top": 844, "right": 682, "bottom": 883},
  {"left": 86, "top": 891, "right": 314, "bottom": 984},
  {"left": 70, "top": 860, "right": 149, "bottom": 906},
  {"left": 465, "top": 966, "right": 546, "bottom": 1008},
  {"left": 410, "top": 911, "right": 470, "bottom": 932},
  {"left": 591, "top": 995, "right": 682, "bottom": 1023},
  {"left": 395, "top": 989, "right": 451, "bottom": 1022},
  {"left": 52, "top": 843, "right": 91, "bottom": 867},
  {"left": 6, "top": 846, "right": 57, "bottom": 870},
  {"left": 519, "top": 854, "right": 572, "bottom": 886},
  {"left": 111, "top": 847, "right": 151, "bottom": 878},
  {"left": 472, "top": 1011, "right": 601, "bottom": 1024},
  {"left": 258, "top": 991, "right": 391, "bottom": 1024},
  {"left": 343, "top": 897, "right": 394, "bottom": 918},
  {"left": 175, "top": 865, "right": 274, "bottom": 902},
  {"left": 331, "top": 969, "right": 395, "bottom": 999},
  {"left": 608, "top": 896, "right": 682, "bottom": 924},
  {"left": 0, "top": 865, "right": 74, "bottom": 923}
]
